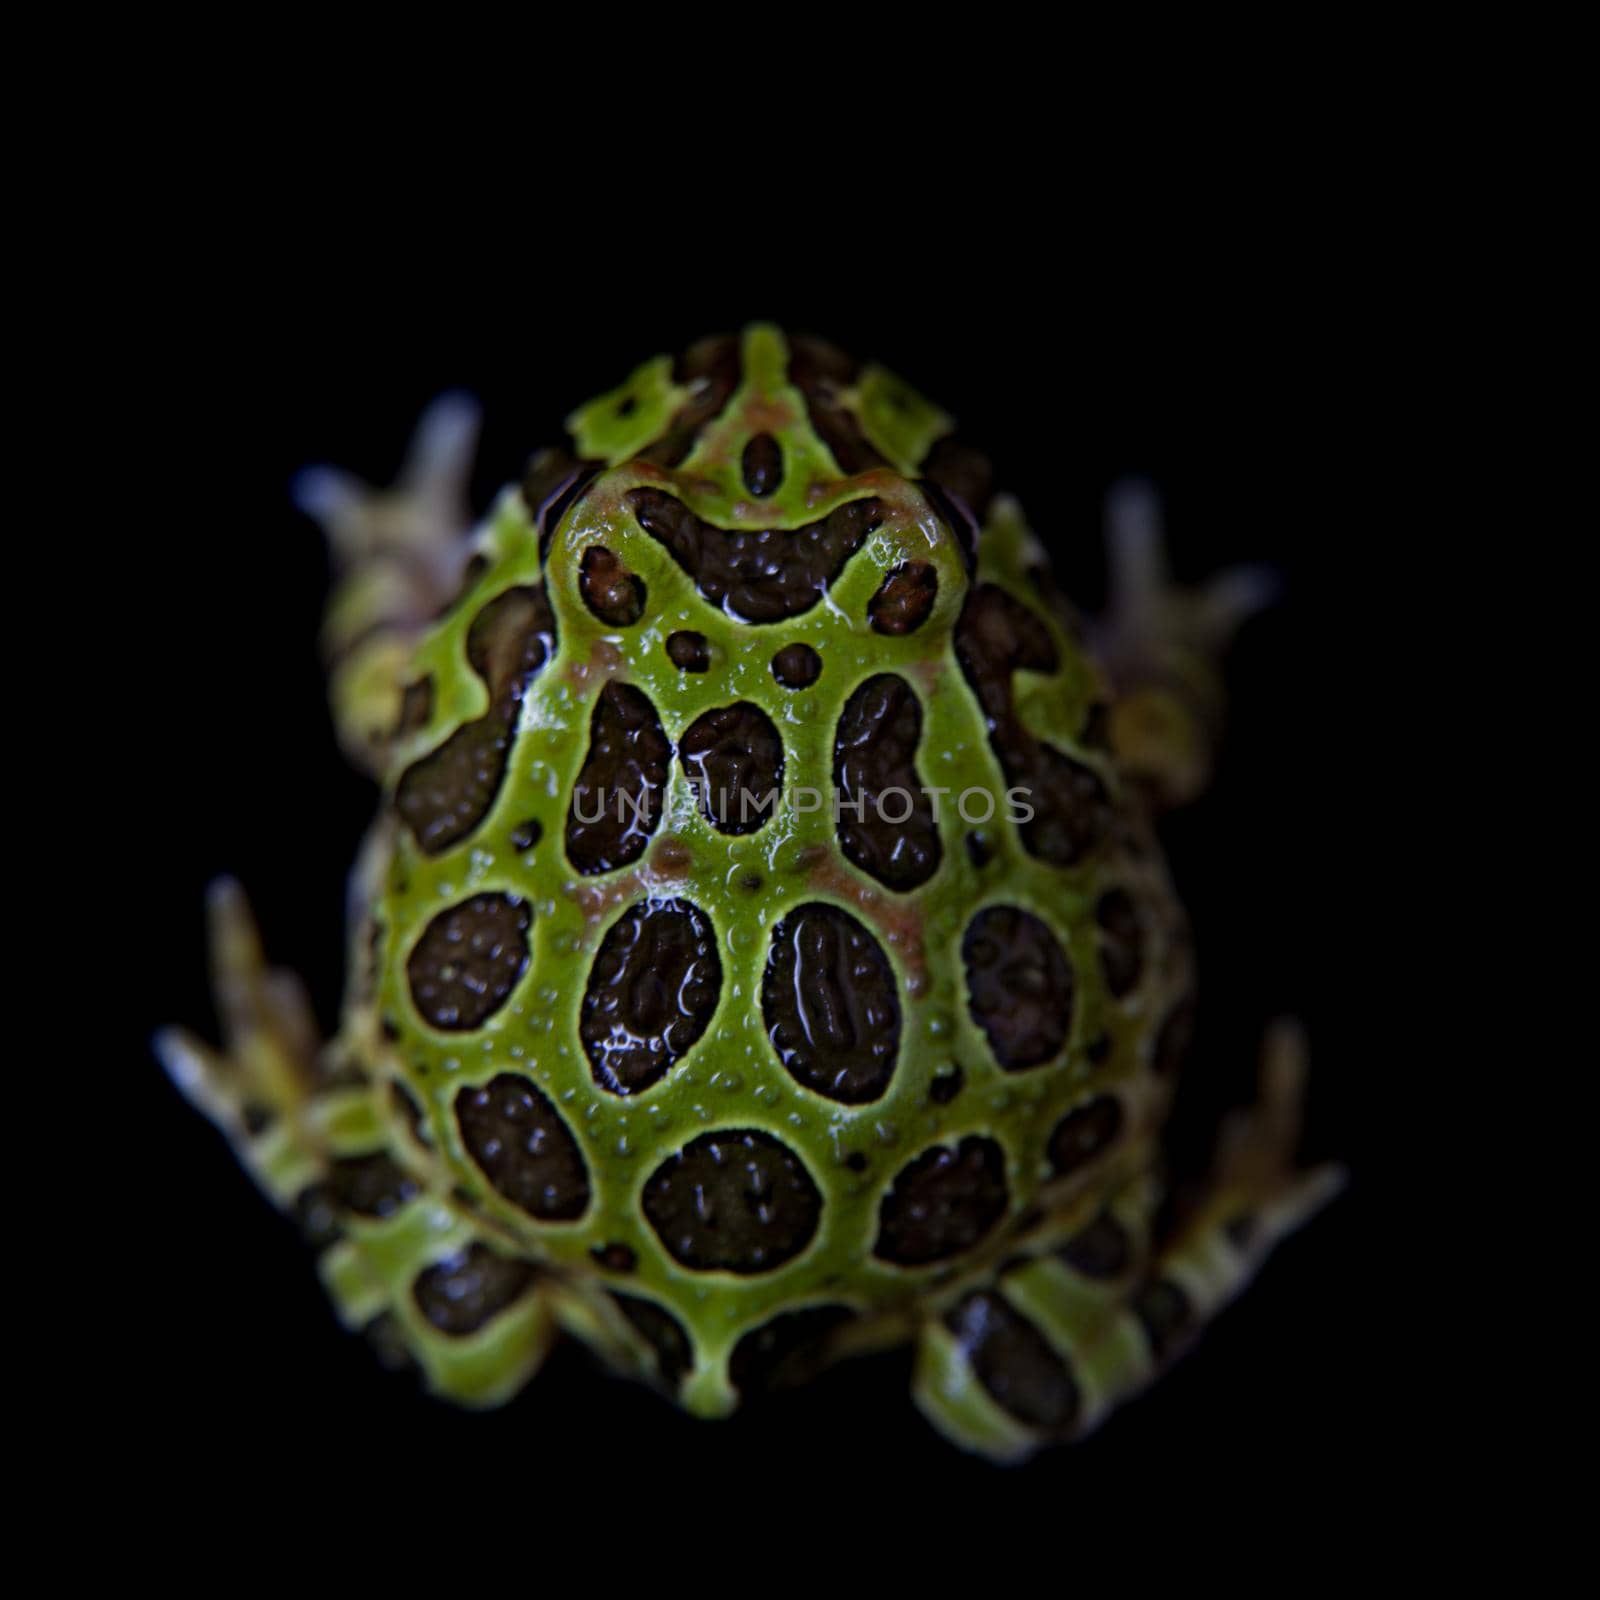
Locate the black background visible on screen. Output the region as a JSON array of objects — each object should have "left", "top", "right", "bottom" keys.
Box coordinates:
[{"left": 113, "top": 240, "right": 1391, "bottom": 1534}]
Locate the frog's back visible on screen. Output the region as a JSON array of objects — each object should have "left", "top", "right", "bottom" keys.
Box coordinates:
[{"left": 160, "top": 324, "right": 1337, "bottom": 1455}]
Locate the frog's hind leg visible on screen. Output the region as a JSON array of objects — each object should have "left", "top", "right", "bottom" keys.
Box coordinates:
[
  {"left": 157, "top": 878, "right": 564, "bottom": 1405},
  {"left": 293, "top": 393, "right": 481, "bottom": 776},
  {"left": 912, "top": 1022, "right": 1343, "bottom": 1462},
  {"left": 1091, "top": 478, "right": 1280, "bottom": 809}
]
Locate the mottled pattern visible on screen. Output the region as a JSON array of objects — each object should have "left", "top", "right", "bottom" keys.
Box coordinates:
[
  {"left": 1047, "top": 1095, "right": 1124, "bottom": 1178},
  {"left": 955, "top": 583, "right": 1113, "bottom": 867},
  {"left": 455, "top": 1074, "right": 590, "bottom": 1221},
  {"left": 581, "top": 898, "right": 721, "bottom": 1094},
  {"left": 832, "top": 673, "right": 940, "bottom": 892},
  {"left": 628, "top": 488, "right": 883, "bottom": 623},
  {"left": 944, "top": 1290, "right": 1080, "bottom": 1432},
  {"left": 679, "top": 701, "right": 783, "bottom": 836},
  {"left": 874, "top": 1136, "right": 1008, "bottom": 1265},
  {"left": 406, "top": 893, "right": 530, "bottom": 1031},
  {"left": 566, "top": 681, "right": 671, "bottom": 874},
  {"left": 642, "top": 1129, "right": 821, "bottom": 1274},
  {"left": 396, "top": 586, "right": 555, "bottom": 855},
  {"left": 413, "top": 1244, "right": 535, "bottom": 1336},
  {"left": 868, "top": 561, "right": 938, "bottom": 635},
  {"left": 963, "top": 905, "right": 1074, "bottom": 1069},
  {"left": 762, "top": 902, "right": 900, "bottom": 1104}
]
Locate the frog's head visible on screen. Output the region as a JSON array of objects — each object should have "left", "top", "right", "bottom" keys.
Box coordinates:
[{"left": 556, "top": 322, "right": 990, "bottom": 540}]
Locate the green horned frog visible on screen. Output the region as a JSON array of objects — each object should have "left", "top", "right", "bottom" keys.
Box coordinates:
[{"left": 160, "top": 324, "right": 1338, "bottom": 1461}]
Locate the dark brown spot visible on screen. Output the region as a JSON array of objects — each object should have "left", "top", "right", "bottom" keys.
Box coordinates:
[
  {"left": 591, "top": 1242, "right": 637, "bottom": 1273},
  {"left": 580, "top": 546, "right": 646, "bottom": 627},
  {"left": 413, "top": 1243, "right": 535, "bottom": 1336},
  {"left": 771, "top": 642, "right": 821, "bottom": 689},
  {"left": 455, "top": 1073, "right": 590, "bottom": 1221},
  {"left": 874, "top": 1135, "right": 1008, "bottom": 1266},
  {"left": 1153, "top": 997, "right": 1197, "bottom": 1077},
  {"left": 510, "top": 817, "right": 543, "bottom": 852},
  {"left": 844, "top": 1152, "right": 868, "bottom": 1173},
  {"left": 965, "top": 831, "right": 992, "bottom": 868},
  {"left": 943, "top": 1290, "right": 1080, "bottom": 1431},
  {"left": 1135, "top": 1277, "right": 1194, "bottom": 1360},
  {"left": 739, "top": 871, "right": 763, "bottom": 893},
  {"left": 666, "top": 629, "right": 710, "bottom": 672},
  {"left": 921, "top": 434, "right": 995, "bottom": 524},
  {"left": 868, "top": 560, "right": 938, "bottom": 635},
  {"left": 680, "top": 701, "right": 783, "bottom": 835},
  {"left": 640, "top": 335, "right": 741, "bottom": 467},
  {"left": 629, "top": 487, "right": 883, "bottom": 623},
  {"left": 1047, "top": 1095, "right": 1124, "bottom": 1177},
  {"left": 641, "top": 1129, "right": 821, "bottom": 1274},
  {"left": 955, "top": 584, "right": 1113, "bottom": 868},
  {"left": 565, "top": 681, "right": 671, "bottom": 874},
  {"left": 730, "top": 1305, "right": 855, "bottom": 1397},
  {"left": 741, "top": 431, "right": 783, "bottom": 497},
  {"left": 406, "top": 893, "right": 530, "bottom": 1031},
  {"left": 788, "top": 335, "right": 885, "bottom": 475},
  {"left": 1095, "top": 889, "right": 1144, "bottom": 999},
  {"left": 397, "top": 677, "right": 434, "bottom": 736},
  {"left": 963, "top": 906, "right": 1074, "bottom": 1070},
  {"left": 581, "top": 898, "right": 722, "bottom": 1095},
  {"left": 929, "top": 1065, "right": 964, "bottom": 1105},
  {"left": 611, "top": 1293, "right": 692, "bottom": 1388},
  {"left": 762, "top": 902, "right": 900, "bottom": 1105},
  {"left": 1086, "top": 1033, "right": 1112, "bottom": 1064},
  {"left": 1058, "top": 1212, "right": 1133, "bottom": 1280},
  {"left": 833, "top": 673, "right": 940, "bottom": 892},
  {"left": 328, "top": 1152, "right": 419, "bottom": 1219},
  {"left": 396, "top": 586, "right": 556, "bottom": 856}
]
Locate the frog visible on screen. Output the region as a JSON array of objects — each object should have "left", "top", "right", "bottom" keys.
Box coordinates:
[{"left": 158, "top": 323, "right": 1339, "bottom": 1461}]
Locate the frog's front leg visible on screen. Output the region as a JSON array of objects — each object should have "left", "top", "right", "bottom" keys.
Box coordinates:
[
  {"left": 293, "top": 393, "right": 482, "bottom": 775},
  {"left": 156, "top": 879, "right": 570, "bottom": 1406},
  {"left": 911, "top": 1024, "right": 1343, "bottom": 1462},
  {"left": 1092, "top": 479, "right": 1280, "bottom": 809}
]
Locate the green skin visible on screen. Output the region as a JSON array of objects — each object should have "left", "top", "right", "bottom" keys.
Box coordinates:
[{"left": 160, "top": 323, "right": 1337, "bottom": 1461}]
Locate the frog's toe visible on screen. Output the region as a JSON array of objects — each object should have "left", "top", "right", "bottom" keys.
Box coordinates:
[{"left": 155, "top": 878, "right": 327, "bottom": 1206}]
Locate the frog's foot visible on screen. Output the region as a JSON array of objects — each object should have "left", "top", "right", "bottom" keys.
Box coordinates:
[
  {"left": 293, "top": 393, "right": 480, "bottom": 775},
  {"left": 157, "top": 878, "right": 571, "bottom": 1404},
  {"left": 912, "top": 1022, "right": 1342, "bottom": 1463},
  {"left": 155, "top": 878, "right": 327, "bottom": 1208},
  {"left": 1091, "top": 478, "right": 1279, "bottom": 809}
]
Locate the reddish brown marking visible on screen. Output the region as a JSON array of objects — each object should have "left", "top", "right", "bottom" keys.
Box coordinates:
[
  {"left": 803, "top": 853, "right": 927, "bottom": 996},
  {"left": 651, "top": 835, "right": 694, "bottom": 875}
]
